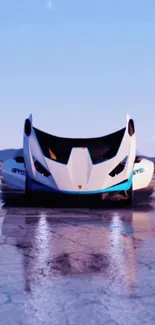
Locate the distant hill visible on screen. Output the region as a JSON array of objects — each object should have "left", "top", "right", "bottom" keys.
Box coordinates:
[
  {"left": 138, "top": 155, "right": 155, "bottom": 163},
  {"left": 0, "top": 148, "right": 23, "bottom": 161}
]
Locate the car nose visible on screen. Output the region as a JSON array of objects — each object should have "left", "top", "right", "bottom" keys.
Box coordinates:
[{"left": 67, "top": 148, "right": 93, "bottom": 190}]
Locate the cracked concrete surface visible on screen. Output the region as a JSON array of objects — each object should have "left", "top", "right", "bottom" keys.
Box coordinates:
[{"left": 0, "top": 190, "right": 155, "bottom": 324}]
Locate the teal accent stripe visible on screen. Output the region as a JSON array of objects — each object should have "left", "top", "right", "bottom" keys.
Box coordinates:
[
  {"left": 61, "top": 172, "right": 133, "bottom": 194},
  {"left": 30, "top": 168, "right": 143, "bottom": 195}
]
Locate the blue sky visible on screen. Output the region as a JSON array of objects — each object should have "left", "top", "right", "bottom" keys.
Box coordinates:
[{"left": 0, "top": 0, "right": 155, "bottom": 155}]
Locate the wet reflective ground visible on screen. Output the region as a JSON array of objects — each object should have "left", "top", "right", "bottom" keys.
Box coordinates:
[{"left": 0, "top": 190, "right": 155, "bottom": 325}]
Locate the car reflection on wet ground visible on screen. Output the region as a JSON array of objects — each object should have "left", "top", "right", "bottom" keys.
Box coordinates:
[{"left": 0, "top": 189, "right": 155, "bottom": 325}]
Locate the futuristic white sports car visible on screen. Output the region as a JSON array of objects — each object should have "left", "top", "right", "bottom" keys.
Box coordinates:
[{"left": 1, "top": 114, "right": 154, "bottom": 205}]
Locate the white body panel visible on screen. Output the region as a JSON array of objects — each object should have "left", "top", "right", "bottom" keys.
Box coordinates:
[
  {"left": 132, "top": 159, "right": 154, "bottom": 191},
  {"left": 1, "top": 114, "right": 154, "bottom": 196},
  {"left": 2, "top": 158, "right": 154, "bottom": 193},
  {"left": 22, "top": 114, "right": 136, "bottom": 194},
  {"left": 4, "top": 114, "right": 154, "bottom": 196},
  {"left": 2, "top": 159, "right": 26, "bottom": 190}
]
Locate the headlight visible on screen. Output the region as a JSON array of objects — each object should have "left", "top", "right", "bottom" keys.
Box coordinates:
[
  {"left": 34, "top": 160, "right": 50, "bottom": 177},
  {"left": 109, "top": 157, "right": 127, "bottom": 177}
]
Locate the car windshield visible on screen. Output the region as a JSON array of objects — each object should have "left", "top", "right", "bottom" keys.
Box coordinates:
[{"left": 33, "top": 127, "right": 126, "bottom": 164}]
